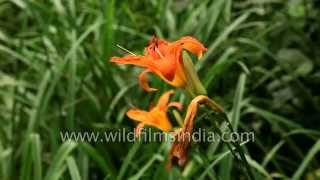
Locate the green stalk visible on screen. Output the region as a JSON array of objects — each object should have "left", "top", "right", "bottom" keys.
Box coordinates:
[{"left": 181, "top": 51, "right": 254, "bottom": 179}]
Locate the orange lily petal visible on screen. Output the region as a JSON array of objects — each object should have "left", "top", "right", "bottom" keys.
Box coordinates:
[
  {"left": 174, "top": 36, "right": 207, "bottom": 59},
  {"left": 149, "top": 68, "right": 185, "bottom": 88},
  {"left": 112, "top": 55, "right": 179, "bottom": 89},
  {"left": 143, "top": 59, "right": 185, "bottom": 88},
  {"left": 167, "top": 61, "right": 187, "bottom": 87},
  {"left": 181, "top": 95, "right": 224, "bottom": 138},
  {"left": 127, "top": 108, "right": 172, "bottom": 132},
  {"left": 111, "top": 55, "right": 155, "bottom": 69},
  {"left": 168, "top": 102, "right": 183, "bottom": 111},
  {"left": 156, "top": 90, "right": 175, "bottom": 110},
  {"left": 152, "top": 57, "right": 177, "bottom": 81},
  {"left": 139, "top": 70, "right": 158, "bottom": 92},
  {"left": 112, "top": 53, "right": 178, "bottom": 83},
  {"left": 127, "top": 109, "right": 150, "bottom": 123}
]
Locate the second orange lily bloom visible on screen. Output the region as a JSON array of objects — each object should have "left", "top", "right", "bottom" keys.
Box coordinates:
[
  {"left": 126, "top": 90, "right": 182, "bottom": 135},
  {"left": 126, "top": 90, "right": 225, "bottom": 168},
  {"left": 111, "top": 36, "right": 207, "bottom": 92}
]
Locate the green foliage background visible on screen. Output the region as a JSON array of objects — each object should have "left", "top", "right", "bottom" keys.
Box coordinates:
[{"left": 0, "top": 0, "right": 320, "bottom": 179}]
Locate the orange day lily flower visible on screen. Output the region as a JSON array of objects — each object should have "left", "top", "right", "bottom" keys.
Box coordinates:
[
  {"left": 126, "top": 90, "right": 183, "bottom": 135},
  {"left": 167, "top": 95, "right": 224, "bottom": 169},
  {"left": 111, "top": 36, "right": 207, "bottom": 92}
]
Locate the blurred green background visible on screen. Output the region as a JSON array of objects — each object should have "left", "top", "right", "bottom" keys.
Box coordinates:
[{"left": 1, "top": 0, "right": 320, "bottom": 179}]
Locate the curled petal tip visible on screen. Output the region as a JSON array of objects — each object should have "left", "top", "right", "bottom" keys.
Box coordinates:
[
  {"left": 168, "top": 102, "right": 183, "bottom": 111},
  {"left": 176, "top": 36, "right": 207, "bottom": 59},
  {"left": 139, "top": 70, "right": 158, "bottom": 92}
]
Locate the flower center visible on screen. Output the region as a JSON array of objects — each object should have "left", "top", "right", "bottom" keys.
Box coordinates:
[{"left": 155, "top": 47, "right": 164, "bottom": 59}]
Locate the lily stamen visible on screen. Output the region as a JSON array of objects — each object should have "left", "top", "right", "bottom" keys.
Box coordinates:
[
  {"left": 155, "top": 47, "right": 164, "bottom": 59},
  {"left": 116, "top": 44, "right": 136, "bottom": 56}
]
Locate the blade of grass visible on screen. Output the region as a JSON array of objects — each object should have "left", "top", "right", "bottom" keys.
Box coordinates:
[
  {"left": 26, "top": 70, "right": 51, "bottom": 135},
  {"left": 79, "top": 143, "right": 116, "bottom": 179},
  {"left": 262, "top": 128, "right": 320, "bottom": 168},
  {"left": 67, "top": 157, "right": 82, "bottom": 180},
  {"left": 196, "top": 12, "right": 250, "bottom": 70},
  {"left": 112, "top": 25, "right": 151, "bottom": 40},
  {"left": 30, "top": 134, "right": 42, "bottom": 180},
  {"left": 246, "top": 155, "right": 272, "bottom": 179},
  {"left": 0, "top": 44, "right": 39, "bottom": 72},
  {"left": 203, "top": 47, "right": 237, "bottom": 88},
  {"left": 117, "top": 140, "right": 141, "bottom": 180},
  {"left": 20, "top": 137, "right": 32, "bottom": 180},
  {"left": 199, "top": 141, "right": 250, "bottom": 180},
  {"left": 101, "top": 0, "right": 118, "bottom": 94},
  {"left": 219, "top": 73, "right": 247, "bottom": 180},
  {"left": 128, "top": 154, "right": 164, "bottom": 180},
  {"left": 66, "top": 30, "right": 77, "bottom": 129},
  {"left": 37, "top": 19, "right": 104, "bottom": 134},
  {"left": 180, "top": 2, "right": 207, "bottom": 36},
  {"left": 44, "top": 141, "right": 77, "bottom": 180},
  {"left": 262, "top": 140, "right": 285, "bottom": 167},
  {"left": 292, "top": 139, "right": 320, "bottom": 180},
  {"left": 238, "top": 37, "right": 320, "bottom": 112},
  {"left": 231, "top": 73, "right": 247, "bottom": 134},
  {"left": 204, "top": 0, "right": 225, "bottom": 40},
  {"left": 0, "top": 148, "right": 12, "bottom": 179},
  {"left": 102, "top": 0, "right": 114, "bottom": 60},
  {"left": 244, "top": 104, "right": 302, "bottom": 129},
  {"left": 205, "top": 112, "right": 255, "bottom": 180},
  {"left": 105, "top": 82, "right": 136, "bottom": 121},
  {"left": 78, "top": 152, "right": 89, "bottom": 180},
  {"left": 65, "top": 20, "right": 103, "bottom": 60},
  {"left": 224, "top": 0, "right": 232, "bottom": 22}
]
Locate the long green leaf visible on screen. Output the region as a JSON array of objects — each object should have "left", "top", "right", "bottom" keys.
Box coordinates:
[
  {"left": 67, "top": 157, "right": 82, "bottom": 180},
  {"left": 45, "top": 141, "right": 77, "bottom": 180},
  {"left": 117, "top": 140, "right": 141, "bottom": 180},
  {"left": 292, "top": 140, "right": 320, "bottom": 180},
  {"left": 219, "top": 73, "right": 247, "bottom": 180},
  {"left": 79, "top": 143, "right": 116, "bottom": 179},
  {"left": 196, "top": 12, "right": 250, "bottom": 70},
  {"left": 30, "top": 134, "right": 42, "bottom": 180}
]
